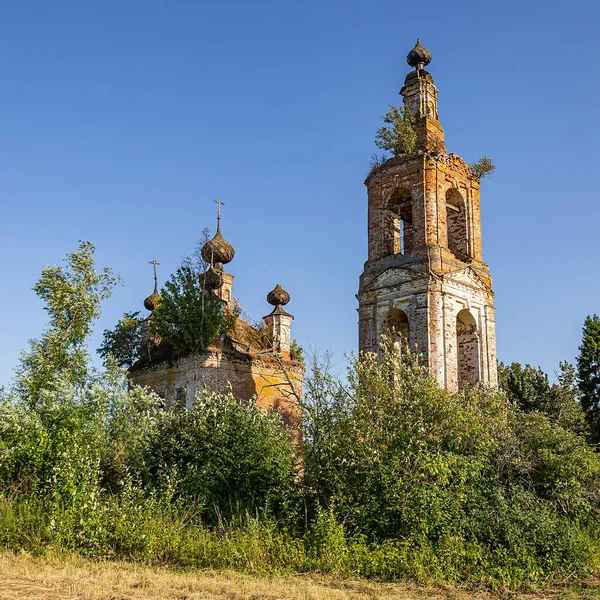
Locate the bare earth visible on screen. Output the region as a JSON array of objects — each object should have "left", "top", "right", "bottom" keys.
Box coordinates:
[{"left": 0, "top": 553, "right": 599, "bottom": 600}]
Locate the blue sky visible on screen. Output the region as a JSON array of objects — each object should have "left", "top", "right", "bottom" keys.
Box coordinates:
[{"left": 1, "top": 0, "right": 599, "bottom": 384}]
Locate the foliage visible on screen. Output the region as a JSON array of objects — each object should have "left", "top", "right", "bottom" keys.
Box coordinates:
[
  {"left": 98, "top": 311, "right": 146, "bottom": 368},
  {"left": 13, "top": 241, "right": 117, "bottom": 407},
  {"left": 290, "top": 339, "right": 304, "bottom": 363},
  {"left": 150, "top": 266, "right": 236, "bottom": 358},
  {"left": 300, "top": 341, "right": 600, "bottom": 585},
  {"left": 577, "top": 314, "right": 600, "bottom": 442},
  {"left": 3, "top": 244, "right": 600, "bottom": 589},
  {"left": 131, "top": 391, "right": 296, "bottom": 519},
  {"left": 375, "top": 105, "right": 417, "bottom": 156},
  {"left": 469, "top": 156, "right": 496, "bottom": 179},
  {"left": 498, "top": 361, "right": 587, "bottom": 435}
]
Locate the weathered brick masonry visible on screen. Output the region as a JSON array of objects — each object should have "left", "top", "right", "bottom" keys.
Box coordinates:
[{"left": 357, "top": 40, "right": 497, "bottom": 391}]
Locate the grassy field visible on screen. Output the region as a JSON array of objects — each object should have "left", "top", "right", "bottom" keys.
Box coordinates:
[{"left": 1, "top": 553, "right": 600, "bottom": 600}]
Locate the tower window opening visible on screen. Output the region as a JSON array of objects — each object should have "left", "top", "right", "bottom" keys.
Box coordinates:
[
  {"left": 446, "top": 188, "right": 468, "bottom": 259},
  {"left": 387, "top": 188, "right": 413, "bottom": 257},
  {"left": 456, "top": 309, "right": 480, "bottom": 390},
  {"left": 382, "top": 308, "right": 410, "bottom": 351}
]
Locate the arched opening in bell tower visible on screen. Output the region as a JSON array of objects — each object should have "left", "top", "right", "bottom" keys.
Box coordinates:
[
  {"left": 446, "top": 189, "right": 468, "bottom": 260},
  {"left": 456, "top": 309, "right": 480, "bottom": 390},
  {"left": 382, "top": 308, "right": 410, "bottom": 350},
  {"left": 387, "top": 188, "right": 413, "bottom": 256}
]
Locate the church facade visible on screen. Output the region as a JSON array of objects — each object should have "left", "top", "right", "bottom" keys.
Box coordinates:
[{"left": 357, "top": 40, "right": 497, "bottom": 392}]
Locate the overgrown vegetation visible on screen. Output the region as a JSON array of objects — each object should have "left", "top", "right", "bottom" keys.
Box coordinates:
[
  {"left": 375, "top": 105, "right": 417, "bottom": 156},
  {"left": 99, "top": 235, "right": 237, "bottom": 367},
  {"left": 1, "top": 241, "right": 600, "bottom": 591},
  {"left": 469, "top": 156, "right": 496, "bottom": 179}
]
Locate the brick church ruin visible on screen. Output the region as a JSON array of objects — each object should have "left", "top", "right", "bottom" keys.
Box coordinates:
[
  {"left": 129, "top": 202, "right": 304, "bottom": 426},
  {"left": 130, "top": 39, "right": 496, "bottom": 407},
  {"left": 357, "top": 40, "right": 498, "bottom": 391}
]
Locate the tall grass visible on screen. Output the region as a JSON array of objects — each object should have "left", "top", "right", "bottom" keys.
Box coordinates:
[{"left": 1, "top": 493, "right": 598, "bottom": 590}]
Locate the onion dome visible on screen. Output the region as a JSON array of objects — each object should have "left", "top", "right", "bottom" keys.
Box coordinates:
[
  {"left": 267, "top": 283, "right": 290, "bottom": 307},
  {"left": 201, "top": 265, "right": 221, "bottom": 291},
  {"left": 201, "top": 225, "right": 235, "bottom": 266},
  {"left": 406, "top": 38, "right": 432, "bottom": 70},
  {"left": 144, "top": 285, "right": 161, "bottom": 312}
]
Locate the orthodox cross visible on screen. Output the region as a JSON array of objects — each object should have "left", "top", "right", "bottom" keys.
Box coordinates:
[
  {"left": 214, "top": 198, "right": 224, "bottom": 229},
  {"left": 149, "top": 260, "right": 160, "bottom": 290}
]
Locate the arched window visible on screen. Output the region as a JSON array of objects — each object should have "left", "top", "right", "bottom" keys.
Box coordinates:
[
  {"left": 386, "top": 188, "right": 413, "bottom": 256},
  {"left": 382, "top": 308, "right": 410, "bottom": 348},
  {"left": 456, "top": 309, "right": 480, "bottom": 390},
  {"left": 446, "top": 189, "right": 468, "bottom": 259}
]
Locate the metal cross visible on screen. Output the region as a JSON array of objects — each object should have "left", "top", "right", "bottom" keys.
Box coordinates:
[
  {"left": 149, "top": 260, "right": 160, "bottom": 288},
  {"left": 214, "top": 198, "right": 225, "bottom": 225}
]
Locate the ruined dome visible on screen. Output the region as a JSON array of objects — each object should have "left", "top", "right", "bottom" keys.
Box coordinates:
[
  {"left": 201, "top": 227, "right": 235, "bottom": 266},
  {"left": 201, "top": 265, "right": 221, "bottom": 291},
  {"left": 267, "top": 283, "right": 290, "bottom": 307},
  {"left": 144, "top": 289, "right": 161, "bottom": 312},
  {"left": 407, "top": 38, "right": 432, "bottom": 69}
]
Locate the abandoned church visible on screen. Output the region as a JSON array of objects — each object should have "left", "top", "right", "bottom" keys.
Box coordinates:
[{"left": 130, "top": 38, "right": 497, "bottom": 407}]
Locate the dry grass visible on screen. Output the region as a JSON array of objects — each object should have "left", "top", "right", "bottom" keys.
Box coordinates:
[{"left": 0, "top": 552, "right": 599, "bottom": 600}]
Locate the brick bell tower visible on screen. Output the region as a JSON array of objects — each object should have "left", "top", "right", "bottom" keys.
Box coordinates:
[{"left": 357, "top": 40, "right": 497, "bottom": 391}]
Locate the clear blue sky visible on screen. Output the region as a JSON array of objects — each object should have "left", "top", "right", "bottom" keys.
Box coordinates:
[{"left": 1, "top": 0, "right": 599, "bottom": 384}]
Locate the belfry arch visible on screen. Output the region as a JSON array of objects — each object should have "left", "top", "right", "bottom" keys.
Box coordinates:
[
  {"left": 386, "top": 188, "right": 413, "bottom": 256},
  {"left": 445, "top": 188, "right": 468, "bottom": 260},
  {"left": 382, "top": 308, "right": 410, "bottom": 348},
  {"left": 456, "top": 309, "right": 480, "bottom": 390}
]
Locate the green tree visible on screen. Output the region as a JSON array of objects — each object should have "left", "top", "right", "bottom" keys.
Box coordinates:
[
  {"left": 150, "top": 265, "right": 235, "bottom": 358},
  {"left": 375, "top": 104, "right": 417, "bottom": 156},
  {"left": 577, "top": 314, "right": 600, "bottom": 441},
  {"left": 14, "top": 241, "right": 117, "bottom": 406},
  {"left": 98, "top": 311, "right": 146, "bottom": 368},
  {"left": 498, "top": 361, "right": 586, "bottom": 434}
]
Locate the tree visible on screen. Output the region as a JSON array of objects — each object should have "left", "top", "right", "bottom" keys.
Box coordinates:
[
  {"left": 498, "top": 361, "right": 587, "bottom": 435},
  {"left": 150, "top": 265, "right": 235, "bottom": 358},
  {"left": 98, "top": 311, "right": 146, "bottom": 368},
  {"left": 375, "top": 104, "right": 417, "bottom": 156},
  {"left": 577, "top": 314, "right": 600, "bottom": 441},
  {"left": 469, "top": 156, "right": 495, "bottom": 179},
  {"left": 14, "top": 241, "right": 117, "bottom": 406}
]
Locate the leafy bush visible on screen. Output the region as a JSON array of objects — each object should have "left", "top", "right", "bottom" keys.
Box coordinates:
[
  {"left": 130, "top": 391, "right": 296, "bottom": 520},
  {"left": 301, "top": 342, "right": 600, "bottom": 585},
  {"left": 469, "top": 156, "right": 495, "bottom": 179}
]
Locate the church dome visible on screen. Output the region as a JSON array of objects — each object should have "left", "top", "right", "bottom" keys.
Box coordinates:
[
  {"left": 267, "top": 283, "right": 290, "bottom": 307},
  {"left": 407, "top": 39, "right": 432, "bottom": 69},
  {"left": 144, "top": 288, "right": 161, "bottom": 312},
  {"left": 201, "top": 265, "right": 222, "bottom": 291},
  {"left": 201, "top": 227, "right": 235, "bottom": 266}
]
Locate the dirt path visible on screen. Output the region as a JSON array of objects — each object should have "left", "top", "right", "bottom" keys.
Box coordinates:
[{"left": 0, "top": 552, "right": 599, "bottom": 600}]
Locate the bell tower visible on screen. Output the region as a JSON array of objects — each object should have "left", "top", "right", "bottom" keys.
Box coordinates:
[{"left": 357, "top": 40, "right": 497, "bottom": 391}]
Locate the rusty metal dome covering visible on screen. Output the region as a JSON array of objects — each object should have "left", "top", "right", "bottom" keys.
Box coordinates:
[
  {"left": 267, "top": 283, "right": 290, "bottom": 307},
  {"left": 201, "top": 227, "right": 235, "bottom": 266},
  {"left": 201, "top": 265, "right": 222, "bottom": 290},
  {"left": 407, "top": 39, "right": 432, "bottom": 69},
  {"left": 144, "top": 289, "right": 161, "bottom": 312}
]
